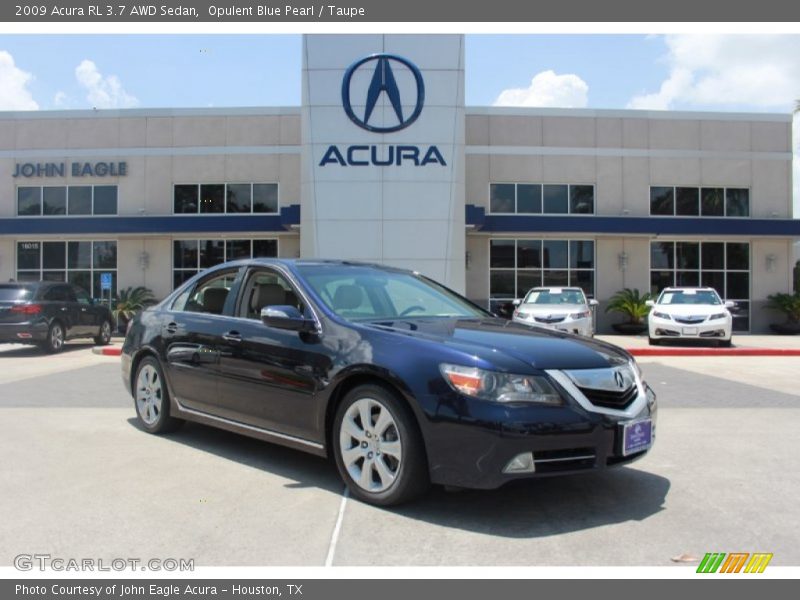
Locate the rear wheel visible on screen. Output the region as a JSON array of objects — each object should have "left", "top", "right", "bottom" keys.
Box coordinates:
[
  {"left": 648, "top": 336, "right": 660, "bottom": 346},
  {"left": 42, "top": 321, "right": 65, "bottom": 354},
  {"left": 133, "top": 357, "right": 183, "bottom": 434},
  {"left": 333, "top": 384, "right": 429, "bottom": 506},
  {"left": 94, "top": 320, "right": 112, "bottom": 345}
]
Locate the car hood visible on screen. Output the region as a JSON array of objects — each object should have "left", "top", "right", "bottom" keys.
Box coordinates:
[
  {"left": 517, "top": 303, "right": 586, "bottom": 314},
  {"left": 363, "top": 317, "right": 629, "bottom": 371},
  {"left": 652, "top": 304, "right": 726, "bottom": 316}
]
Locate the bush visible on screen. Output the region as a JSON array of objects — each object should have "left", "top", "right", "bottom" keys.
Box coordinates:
[{"left": 605, "top": 288, "right": 652, "bottom": 325}]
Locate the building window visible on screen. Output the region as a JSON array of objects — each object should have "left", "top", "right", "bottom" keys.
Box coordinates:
[
  {"left": 650, "top": 241, "right": 750, "bottom": 331},
  {"left": 16, "top": 240, "right": 118, "bottom": 298},
  {"left": 489, "top": 184, "right": 594, "bottom": 215},
  {"left": 489, "top": 238, "right": 595, "bottom": 312},
  {"left": 173, "top": 183, "right": 279, "bottom": 214},
  {"left": 172, "top": 238, "right": 279, "bottom": 289},
  {"left": 16, "top": 186, "right": 118, "bottom": 216},
  {"left": 650, "top": 186, "right": 749, "bottom": 217}
]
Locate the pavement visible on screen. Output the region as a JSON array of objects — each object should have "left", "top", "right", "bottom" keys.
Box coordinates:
[{"left": 0, "top": 340, "right": 798, "bottom": 566}]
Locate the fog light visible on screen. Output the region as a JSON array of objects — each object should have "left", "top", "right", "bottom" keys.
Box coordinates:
[{"left": 503, "top": 452, "right": 536, "bottom": 474}]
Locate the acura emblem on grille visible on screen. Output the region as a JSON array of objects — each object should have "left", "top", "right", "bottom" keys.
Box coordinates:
[{"left": 614, "top": 370, "right": 625, "bottom": 389}]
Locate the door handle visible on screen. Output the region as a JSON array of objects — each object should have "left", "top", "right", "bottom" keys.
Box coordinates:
[
  {"left": 60, "top": 307, "right": 68, "bottom": 311},
  {"left": 164, "top": 322, "right": 178, "bottom": 334},
  {"left": 222, "top": 331, "right": 242, "bottom": 342},
  {"left": 81, "top": 307, "right": 87, "bottom": 312}
]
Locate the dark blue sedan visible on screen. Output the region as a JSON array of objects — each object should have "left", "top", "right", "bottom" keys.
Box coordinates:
[{"left": 121, "top": 259, "right": 656, "bottom": 506}]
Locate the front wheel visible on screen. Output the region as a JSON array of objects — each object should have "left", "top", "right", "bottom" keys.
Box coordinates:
[
  {"left": 648, "top": 336, "right": 660, "bottom": 346},
  {"left": 133, "top": 357, "right": 183, "bottom": 434},
  {"left": 333, "top": 384, "right": 429, "bottom": 506},
  {"left": 94, "top": 320, "right": 112, "bottom": 345}
]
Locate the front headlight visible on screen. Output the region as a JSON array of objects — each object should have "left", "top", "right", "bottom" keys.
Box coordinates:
[
  {"left": 515, "top": 311, "right": 530, "bottom": 319},
  {"left": 652, "top": 311, "right": 671, "bottom": 320},
  {"left": 439, "top": 363, "right": 562, "bottom": 405},
  {"left": 709, "top": 312, "right": 726, "bottom": 320},
  {"left": 569, "top": 310, "right": 591, "bottom": 319}
]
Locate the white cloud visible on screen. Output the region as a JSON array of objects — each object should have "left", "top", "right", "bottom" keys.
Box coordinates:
[
  {"left": 628, "top": 35, "right": 800, "bottom": 110},
  {"left": 75, "top": 59, "right": 138, "bottom": 109},
  {"left": 493, "top": 70, "right": 588, "bottom": 108},
  {"left": 0, "top": 51, "right": 38, "bottom": 110},
  {"left": 53, "top": 90, "right": 68, "bottom": 108}
]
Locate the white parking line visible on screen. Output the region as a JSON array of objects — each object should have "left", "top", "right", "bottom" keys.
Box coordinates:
[{"left": 324, "top": 486, "right": 349, "bottom": 567}]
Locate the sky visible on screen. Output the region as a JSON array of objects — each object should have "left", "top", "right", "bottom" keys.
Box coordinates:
[{"left": 0, "top": 33, "right": 799, "bottom": 214}]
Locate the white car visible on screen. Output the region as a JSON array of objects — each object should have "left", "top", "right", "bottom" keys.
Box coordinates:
[
  {"left": 646, "top": 287, "right": 735, "bottom": 346},
  {"left": 512, "top": 287, "right": 598, "bottom": 337}
]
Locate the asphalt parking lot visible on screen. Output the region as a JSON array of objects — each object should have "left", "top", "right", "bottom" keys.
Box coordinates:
[{"left": 0, "top": 341, "right": 798, "bottom": 566}]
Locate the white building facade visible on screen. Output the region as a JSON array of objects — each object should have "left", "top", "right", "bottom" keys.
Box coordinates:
[{"left": 0, "top": 34, "right": 797, "bottom": 333}]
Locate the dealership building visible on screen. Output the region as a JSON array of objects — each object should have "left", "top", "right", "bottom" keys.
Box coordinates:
[{"left": 1, "top": 34, "right": 798, "bottom": 333}]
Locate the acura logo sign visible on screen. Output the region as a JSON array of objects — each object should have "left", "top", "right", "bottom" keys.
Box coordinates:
[
  {"left": 341, "top": 54, "right": 425, "bottom": 133},
  {"left": 614, "top": 369, "right": 626, "bottom": 389}
]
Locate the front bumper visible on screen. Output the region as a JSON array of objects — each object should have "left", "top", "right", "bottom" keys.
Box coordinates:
[
  {"left": 0, "top": 322, "right": 48, "bottom": 344},
  {"left": 422, "top": 384, "right": 657, "bottom": 489},
  {"left": 649, "top": 316, "right": 731, "bottom": 340},
  {"left": 513, "top": 315, "right": 593, "bottom": 337}
]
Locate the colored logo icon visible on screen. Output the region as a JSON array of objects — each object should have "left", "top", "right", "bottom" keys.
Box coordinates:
[
  {"left": 696, "top": 552, "right": 773, "bottom": 573},
  {"left": 341, "top": 54, "right": 425, "bottom": 133}
]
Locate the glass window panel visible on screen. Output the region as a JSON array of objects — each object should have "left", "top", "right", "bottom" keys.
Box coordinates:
[
  {"left": 650, "top": 242, "right": 675, "bottom": 269},
  {"left": 543, "top": 185, "right": 568, "bottom": 214},
  {"left": 225, "top": 239, "right": 251, "bottom": 260},
  {"left": 570, "top": 240, "right": 594, "bottom": 269},
  {"left": 650, "top": 186, "right": 674, "bottom": 215},
  {"left": 68, "top": 271, "right": 92, "bottom": 295},
  {"left": 542, "top": 240, "right": 568, "bottom": 269},
  {"left": 67, "top": 241, "right": 92, "bottom": 269},
  {"left": 516, "top": 184, "right": 542, "bottom": 213},
  {"left": 173, "top": 270, "right": 197, "bottom": 290},
  {"left": 489, "top": 184, "right": 515, "bottom": 213},
  {"left": 17, "top": 242, "right": 41, "bottom": 270},
  {"left": 701, "top": 188, "right": 724, "bottom": 216},
  {"left": 543, "top": 270, "right": 569, "bottom": 287},
  {"left": 199, "top": 240, "right": 225, "bottom": 268},
  {"left": 173, "top": 241, "right": 198, "bottom": 270},
  {"left": 676, "top": 271, "right": 700, "bottom": 287},
  {"left": 489, "top": 271, "right": 515, "bottom": 298},
  {"left": 253, "top": 184, "right": 278, "bottom": 213},
  {"left": 93, "top": 242, "right": 117, "bottom": 269},
  {"left": 726, "top": 272, "right": 750, "bottom": 300},
  {"left": 199, "top": 184, "right": 225, "bottom": 213},
  {"left": 516, "top": 271, "right": 541, "bottom": 298},
  {"left": 701, "top": 242, "right": 725, "bottom": 270},
  {"left": 701, "top": 271, "right": 725, "bottom": 297},
  {"left": 675, "top": 187, "right": 699, "bottom": 216},
  {"left": 42, "top": 187, "right": 66, "bottom": 215},
  {"left": 726, "top": 243, "right": 749, "bottom": 270},
  {"left": 570, "top": 270, "right": 595, "bottom": 297},
  {"left": 490, "top": 240, "right": 515, "bottom": 268},
  {"left": 92, "top": 271, "right": 117, "bottom": 299},
  {"left": 174, "top": 185, "right": 198, "bottom": 213},
  {"left": 68, "top": 186, "right": 92, "bottom": 215},
  {"left": 42, "top": 242, "right": 66, "bottom": 270},
  {"left": 93, "top": 186, "right": 117, "bottom": 215},
  {"left": 569, "top": 185, "right": 594, "bottom": 214},
  {"left": 726, "top": 189, "right": 749, "bottom": 217},
  {"left": 17, "top": 187, "right": 41, "bottom": 216},
  {"left": 226, "top": 184, "right": 252, "bottom": 213},
  {"left": 17, "top": 271, "right": 40, "bottom": 282},
  {"left": 253, "top": 239, "right": 278, "bottom": 258},
  {"left": 42, "top": 271, "right": 65, "bottom": 282},
  {"left": 650, "top": 271, "right": 674, "bottom": 296},
  {"left": 731, "top": 301, "right": 749, "bottom": 332},
  {"left": 517, "top": 240, "right": 541, "bottom": 268},
  {"left": 676, "top": 242, "right": 700, "bottom": 269}
]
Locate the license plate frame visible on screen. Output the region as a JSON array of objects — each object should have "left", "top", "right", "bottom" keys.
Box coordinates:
[
  {"left": 682, "top": 326, "right": 698, "bottom": 335},
  {"left": 621, "top": 419, "right": 653, "bottom": 456}
]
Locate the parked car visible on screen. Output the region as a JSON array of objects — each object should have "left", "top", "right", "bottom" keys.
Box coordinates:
[
  {"left": 0, "top": 281, "right": 114, "bottom": 353},
  {"left": 512, "top": 286, "right": 598, "bottom": 337},
  {"left": 122, "top": 260, "right": 656, "bottom": 506},
  {"left": 647, "top": 287, "right": 734, "bottom": 346}
]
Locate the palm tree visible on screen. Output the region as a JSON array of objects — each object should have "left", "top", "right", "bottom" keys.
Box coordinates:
[
  {"left": 113, "top": 286, "right": 156, "bottom": 331},
  {"left": 605, "top": 288, "right": 653, "bottom": 328}
]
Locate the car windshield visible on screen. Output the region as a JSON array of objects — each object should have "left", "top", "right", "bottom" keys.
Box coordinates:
[
  {"left": 0, "top": 286, "right": 33, "bottom": 302},
  {"left": 523, "top": 288, "right": 586, "bottom": 305},
  {"left": 296, "top": 264, "right": 489, "bottom": 321},
  {"left": 658, "top": 290, "right": 721, "bottom": 305}
]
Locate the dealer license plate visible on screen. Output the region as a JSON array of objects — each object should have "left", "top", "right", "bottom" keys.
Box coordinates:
[
  {"left": 621, "top": 419, "right": 653, "bottom": 456},
  {"left": 682, "top": 327, "right": 698, "bottom": 335}
]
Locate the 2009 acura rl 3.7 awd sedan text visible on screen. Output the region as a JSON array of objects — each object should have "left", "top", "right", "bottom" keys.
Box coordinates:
[{"left": 122, "top": 260, "right": 656, "bottom": 506}]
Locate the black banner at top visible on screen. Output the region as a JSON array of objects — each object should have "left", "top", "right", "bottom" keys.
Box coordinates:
[{"left": 3, "top": 0, "right": 800, "bottom": 22}]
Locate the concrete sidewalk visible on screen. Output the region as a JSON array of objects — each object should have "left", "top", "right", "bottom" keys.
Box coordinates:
[{"left": 597, "top": 334, "right": 800, "bottom": 350}]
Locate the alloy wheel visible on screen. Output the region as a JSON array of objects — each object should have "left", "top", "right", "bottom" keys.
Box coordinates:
[{"left": 136, "top": 364, "right": 163, "bottom": 426}]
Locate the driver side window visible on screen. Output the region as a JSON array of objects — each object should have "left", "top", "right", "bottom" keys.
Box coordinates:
[
  {"left": 173, "top": 270, "right": 238, "bottom": 315},
  {"left": 238, "top": 269, "right": 306, "bottom": 320}
]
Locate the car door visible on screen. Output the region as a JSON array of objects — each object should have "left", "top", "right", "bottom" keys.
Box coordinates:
[
  {"left": 43, "top": 284, "right": 82, "bottom": 337},
  {"left": 214, "top": 267, "right": 332, "bottom": 441},
  {"left": 72, "top": 285, "right": 100, "bottom": 334},
  {"left": 160, "top": 268, "right": 242, "bottom": 415}
]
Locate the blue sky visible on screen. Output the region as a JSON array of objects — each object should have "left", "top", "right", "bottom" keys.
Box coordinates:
[{"left": 1, "top": 34, "right": 798, "bottom": 113}]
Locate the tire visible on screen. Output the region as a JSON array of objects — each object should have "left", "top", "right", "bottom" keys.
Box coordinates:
[
  {"left": 648, "top": 336, "right": 660, "bottom": 346},
  {"left": 42, "top": 321, "right": 65, "bottom": 354},
  {"left": 94, "top": 320, "right": 112, "bottom": 346},
  {"left": 332, "top": 384, "right": 429, "bottom": 506},
  {"left": 719, "top": 338, "right": 733, "bottom": 348},
  {"left": 133, "top": 356, "right": 184, "bottom": 434}
]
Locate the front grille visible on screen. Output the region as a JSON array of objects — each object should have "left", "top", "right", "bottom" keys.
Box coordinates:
[
  {"left": 577, "top": 384, "right": 638, "bottom": 410},
  {"left": 674, "top": 316, "right": 707, "bottom": 324},
  {"left": 534, "top": 315, "right": 566, "bottom": 324}
]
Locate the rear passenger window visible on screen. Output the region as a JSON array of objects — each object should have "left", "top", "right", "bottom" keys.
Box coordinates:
[{"left": 44, "top": 285, "right": 73, "bottom": 302}]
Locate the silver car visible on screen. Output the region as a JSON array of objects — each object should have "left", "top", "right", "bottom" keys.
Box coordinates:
[{"left": 512, "top": 287, "right": 598, "bottom": 337}]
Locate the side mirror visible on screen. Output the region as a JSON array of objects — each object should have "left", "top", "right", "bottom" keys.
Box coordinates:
[
  {"left": 512, "top": 299, "right": 522, "bottom": 306},
  {"left": 724, "top": 300, "right": 736, "bottom": 309},
  {"left": 261, "top": 305, "right": 317, "bottom": 333},
  {"left": 588, "top": 299, "right": 599, "bottom": 306},
  {"left": 645, "top": 300, "right": 655, "bottom": 307}
]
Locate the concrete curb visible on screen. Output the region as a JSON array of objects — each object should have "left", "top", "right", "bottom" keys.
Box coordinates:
[
  {"left": 92, "top": 346, "right": 122, "bottom": 356},
  {"left": 628, "top": 347, "right": 800, "bottom": 357}
]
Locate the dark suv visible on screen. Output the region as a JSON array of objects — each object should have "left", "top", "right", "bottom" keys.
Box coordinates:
[
  {"left": 122, "top": 260, "right": 656, "bottom": 506},
  {"left": 0, "top": 282, "right": 114, "bottom": 353}
]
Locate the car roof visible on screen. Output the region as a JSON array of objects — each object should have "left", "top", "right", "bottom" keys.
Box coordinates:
[
  {"left": 661, "top": 287, "right": 717, "bottom": 292},
  {"left": 224, "top": 257, "right": 416, "bottom": 274}
]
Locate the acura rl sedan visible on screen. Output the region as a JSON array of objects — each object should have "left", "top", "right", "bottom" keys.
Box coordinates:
[
  {"left": 122, "top": 260, "right": 656, "bottom": 506},
  {"left": 647, "top": 287, "right": 734, "bottom": 346},
  {"left": 512, "top": 286, "right": 598, "bottom": 337}
]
